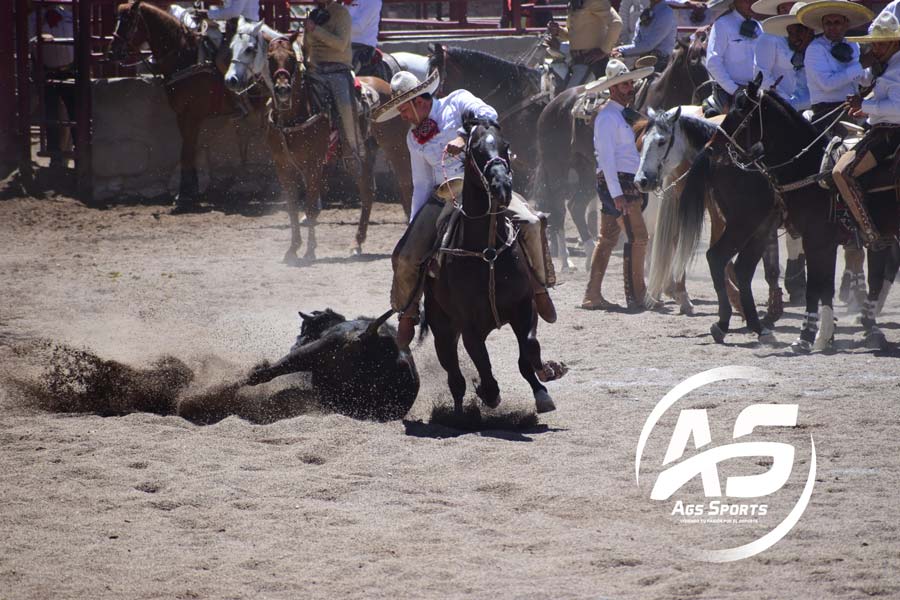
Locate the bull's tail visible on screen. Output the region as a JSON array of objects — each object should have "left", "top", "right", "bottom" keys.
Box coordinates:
[{"left": 671, "top": 149, "right": 710, "bottom": 282}]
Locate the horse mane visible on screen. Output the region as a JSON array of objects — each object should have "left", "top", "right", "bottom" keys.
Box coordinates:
[
  {"left": 679, "top": 114, "right": 717, "bottom": 149},
  {"left": 136, "top": 1, "right": 192, "bottom": 39},
  {"left": 761, "top": 90, "right": 818, "bottom": 141},
  {"left": 436, "top": 46, "right": 542, "bottom": 95},
  {"left": 463, "top": 114, "right": 502, "bottom": 133}
]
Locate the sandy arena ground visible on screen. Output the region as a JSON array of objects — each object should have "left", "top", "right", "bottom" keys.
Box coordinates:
[{"left": 1, "top": 181, "right": 899, "bottom": 599}]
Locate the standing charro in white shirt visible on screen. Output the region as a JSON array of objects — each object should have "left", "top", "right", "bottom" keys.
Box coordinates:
[
  {"left": 704, "top": 0, "right": 762, "bottom": 115},
  {"left": 373, "top": 72, "right": 557, "bottom": 350},
  {"left": 753, "top": 0, "right": 813, "bottom": 110},
  {"left": 580, "top": 60, "right": 659, "bottom": 312},
  {"left": 832, "top": 12, "right": 900, "bottom": 247},
  {"left": 795, "top": 0, "right": 874, "bottom": 126}
]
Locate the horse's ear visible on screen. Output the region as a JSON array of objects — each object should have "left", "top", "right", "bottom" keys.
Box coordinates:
[
  {"left": 670, "top": 105, "right": 682, "bottom": 123},
  {"left": 288, "top": 30, "right": 300, "bottom": 45},
  {"left": 647, "top": 107, "right": 657, "bottom": 120},
  {"left": 461, "top": 109, "right": 478, "bottom": 133},
  {"left": 752, "top": 71, "right": 763, "bottom": 90},
  {"left": 299, "top": 311, "right": 312, "bottom": 321},
  {"left": 252, "top": 19, "right": 264, "bottom": 34},
  {"left": 225, "top": 17, "right": 238, "bottom": 38}
]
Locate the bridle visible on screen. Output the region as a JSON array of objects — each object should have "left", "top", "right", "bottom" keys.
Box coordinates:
[
  {"left": 229, "top": 30, "right": 273, "bottom": 96},
  {"left": 438, "top": 125, "right": 519, "bottom": 329}
]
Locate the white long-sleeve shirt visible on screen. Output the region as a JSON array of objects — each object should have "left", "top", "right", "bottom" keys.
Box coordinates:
[
  {"left": 804, "top": 35, "right": 864, "bottom": 104},
  {"left": 347, "top": 0, "right": 382, "bottom": 48},
  {"left": 406, "top": 90, "right": 498, "bottom": 220},
  {"left": 593, "top": 99, "right": 641, "bottom": 198},
  {"left": 208, "top": 0, "right": 259, "bottom": 22},
  {"left": 863, "top": 52, "right": 900, "bottom": 125},
  {"left": 754, "top": 33, "right": 810, "bottom": 111},
  {"left": 706, "top": 10, "right": 760, "bottom": 95}
]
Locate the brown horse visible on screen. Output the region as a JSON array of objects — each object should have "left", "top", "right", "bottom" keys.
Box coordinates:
[
  {"left": 248, "top": 34, "right": 412, "bottom": 262},
  {"left": 107, "top": 0, "right": 247, "bottom": 211}
]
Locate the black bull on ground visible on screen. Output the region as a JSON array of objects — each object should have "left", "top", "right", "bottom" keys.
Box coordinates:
[{"left": 245, "top": 309, "right": 419, "bottom": 421}]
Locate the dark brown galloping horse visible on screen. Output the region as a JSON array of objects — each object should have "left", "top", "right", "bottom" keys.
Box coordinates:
[
  {"left": 422, "top": 117, "right": 563, "bottom": 415},
  {"left": 107, "top": 0, "right": 246, "bottom": 211},
  {"left": 260, "top": 35, "right": 413, "bottom": 262}
]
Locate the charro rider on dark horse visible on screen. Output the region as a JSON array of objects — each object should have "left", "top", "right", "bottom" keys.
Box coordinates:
[{"left": 372, "top": 70, "right": 559, "bottom": 351}]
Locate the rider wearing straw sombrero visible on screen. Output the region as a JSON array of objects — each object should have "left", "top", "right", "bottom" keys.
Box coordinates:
[
  {"left": 831, "top": 12, "right": 900, "bottom": 247},
  {"left": 795, "top": 0, "right": 875, "bottom": 128},
  {"left": 373, "top": 71, "right": 558, "bottom": 350},
  {"left": 580, "top": 60, "right": 659, "bottom": 312},
  {"left": 754, "top": 0, "right": 815, "bottom": 111}
]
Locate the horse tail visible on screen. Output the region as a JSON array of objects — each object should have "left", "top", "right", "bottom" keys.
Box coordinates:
[
  {"left": 672, "top": 149, "right": 710, "bottom": 280},
  {"left": 647, "top": 187, "right": 680, "bottom": 299}
]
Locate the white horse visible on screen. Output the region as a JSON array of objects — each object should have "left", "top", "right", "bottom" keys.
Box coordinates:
[{"left": 635, "top": 106, "right": 720, "bottom": 315}]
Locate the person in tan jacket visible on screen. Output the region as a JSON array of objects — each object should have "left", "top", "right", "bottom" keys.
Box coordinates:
[
  {"left": 303, "top": 0, "right": 362, "bottom": 172},
  {"left": 548, "top": 0, "right": 624, "bottom": 87}
]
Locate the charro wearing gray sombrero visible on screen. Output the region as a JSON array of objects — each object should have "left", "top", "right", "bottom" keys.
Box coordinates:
[
  {"left": 374, "top": 71, "right": 558, "bottom": 350},
  {"left": 581, "top": 60, "right": 659, "bottom": 312},
  {"left": 832, "top": 12, "right": 900, "bottom": 248}
]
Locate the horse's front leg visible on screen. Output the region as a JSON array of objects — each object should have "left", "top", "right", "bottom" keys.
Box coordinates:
[
  {"left": 174, "top": 113, "right": 201, "bottom": 213},
  {"left": 510, "top": 299, "right": 557, "bottom": 414},
  {"left": 270, "top": 146, "right": 304, "bottom": 264},
  {"left": 735, "top": 232, "right": 775, "bottom": 345},
  {"left": 706, "top": 235, "right": 738, "bottom": 344},
  {"left": 461, "top": 329, "right": 500, "bottom": 410},
  {"left": 298, "top": 150, "right": 325, "bottom": 263}
]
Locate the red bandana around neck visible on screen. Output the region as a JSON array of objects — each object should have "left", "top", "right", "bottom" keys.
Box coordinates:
[{"left": 412, "top": 118, "right": 439, "bottom": 144}]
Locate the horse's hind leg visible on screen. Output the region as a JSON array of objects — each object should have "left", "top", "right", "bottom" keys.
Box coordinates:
[
  {"left": 862, "top": 246, "right": 888, "bottom": 349},
  {"left": 353, "top": 142, "right": 378, "bottom": 255},
  {"left": 510, "top": 301, "right": 556, "bottom": 414},
  {"left": 461, "top": 330, "right": 500, "bottom": 410},
  {"left": 734, "top": 231, "right": 772, "bottom": 343},
  {"left": 174, "top": 114, "right": 201, "bottom": 212}
]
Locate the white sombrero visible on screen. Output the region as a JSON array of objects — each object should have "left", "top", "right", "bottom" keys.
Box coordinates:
[
  {"left": 751, "top": 0, "right": 796, "bottom": 16},
  {"left": 847, "top": 11, "right": 900, "bottom": 41},
  {"left": 761, "top": 13, "right": 805, "bottom": 35},
  {"left": 583, "top": 59, "right": 654, "bottom": 94},
  {"left": 373, "top": 70, "right": 440, "bottom": 123},
  {"left": 795, "top": 0, "right": 874, "bottom": 31}
]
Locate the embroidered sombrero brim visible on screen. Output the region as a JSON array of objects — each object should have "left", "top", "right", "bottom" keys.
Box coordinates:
[
  {"left": 634, "top": 55, "right": 658, "bottom": 69},
  {"left": 373, "top": 70, "right": 440, "bottom": 123},
  {"left": 761, "top": 14, "right": 803, "bottom": 35},
  {"left": 751, "top": 0, "right": 796, "bottom": 16},
  {"left": 795, "top": 0, "right": 874, "bottom": 31},
  {"left": 583, "top": 66, "right": 654, "bottom": 93}
]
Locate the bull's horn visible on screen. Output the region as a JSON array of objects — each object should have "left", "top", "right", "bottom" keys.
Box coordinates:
[{"left": 365, "top": 308, "right": 395, "bottom": 337}]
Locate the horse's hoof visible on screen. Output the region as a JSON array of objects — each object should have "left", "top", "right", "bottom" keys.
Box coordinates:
[
  {"left": 791, "top": 338, "right": 812, "bottom": 354},
  {"left": 710, "top": 323, "right": 726, "bottom": 344},
  {"left": 758, "top": 330, "right": 778, "bottom": 346},
  {"left": 283, "top": 252, "right": 299, "bottom": 265},
  {"left": 864, "top": 328, "right": 887, "bottom": 350},
  {"left": 349, "top": 245, "right": 362, "bottom": 257},
  {"left": 302, "top": 250, "right": 316, "bottom": 262},
  {"left": 537, "top": 360, "right": 568, "bottom": 382},
  {"left": 475, "top": 384, "right": 501, "bottom": 409},
  {"left": 534, "top": 389, "right": 556, "bottom": 414}
]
